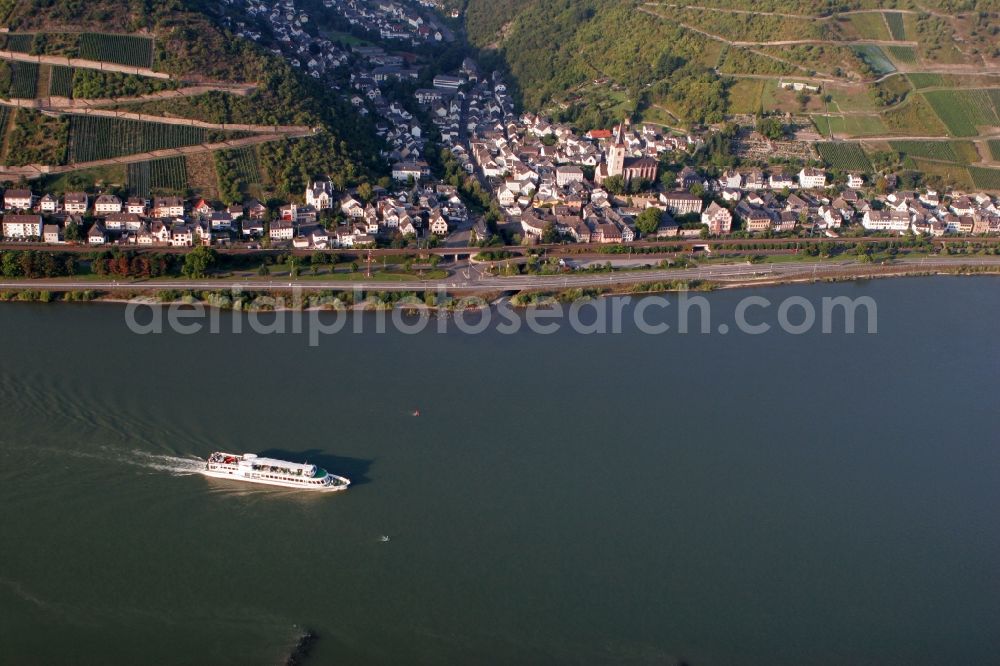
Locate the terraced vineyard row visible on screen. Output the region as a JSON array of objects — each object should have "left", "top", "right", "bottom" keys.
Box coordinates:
[
  {"left": 969, "top": 167, "right": 1000, "bottom": 191},
  {"left": 887, "top": 141, "right": 981, "bottom": 165},
  {"left": 988, "top": 140, "right": 1000, "bottom": 162},
  {"left": 126, "top": 161, "right": 151, "bottom": 198},
  {"left": 68, "top": 116, "right": 210, "bottom": 163},
  {"left": 886, "top": 46, "right": 916, "bottom": 64},
  {"left": 816, "top": 142, "right": 872, "bottom": 172},
  {"left": 907, "top": 73, "right": 944, "bottom": 89},
  {"left": 79, "top": 33, "right": 154, "bottom": 69},
  {"left": 0, "top": 107, "right": 12, "bottom": 141},
  {"left": 48, "top": 66, "right": 74, "bottom": 97},
  {"left": 150, "top": 157, "right": 188, "bottom": 192},
  {"left": 890, "top": 141, "right": 959, "bottom": 163},
  {"left": 126, "top": 157, "right": 189, "bottom": 197},
  {"left": 3, "top": 34, "right": 33, "bottom": 53},
  {"left": 9, "top": 62, "right": 38, "bottom": 98},
  {"left": 923, "top": 90, "right": 1000, "bottom": 137},
  {"left": 215, "top": 147, "right": 262, "bottom": 201},
  {"left": 884, "top": 12, "right": 906, "bottom": 41}
]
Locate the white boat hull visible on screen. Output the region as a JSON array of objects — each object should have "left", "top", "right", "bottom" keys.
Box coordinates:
[{"left": 201, "top": 467, "right": 350, "bottom": 492}]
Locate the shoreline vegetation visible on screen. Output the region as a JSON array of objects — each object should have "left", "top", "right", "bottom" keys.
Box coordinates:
[{"left": 3, "top": 262, "right": 1000, "bottom": 311}]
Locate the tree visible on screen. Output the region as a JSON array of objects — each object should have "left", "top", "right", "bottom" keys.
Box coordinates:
[
  {"left": 636, "top": 208, "right": 663, "bottom": 236},
  {"left": 541, "top": 222, "right": 559, "bottom": 244},
  {"left": 64, "top": 220, "right": 80, "bottom": 242},
  {"left": 603, "top": 175, "right": 625, "bottom": 194},
  {"left": 181, "top": 246, "right": 217, "bottom": 279},
  {"left": 357, "top": 182, "right": 373, "bottom": 203},
  {"left": 756, "top": 116, "right": 784, "bottom": 140}
]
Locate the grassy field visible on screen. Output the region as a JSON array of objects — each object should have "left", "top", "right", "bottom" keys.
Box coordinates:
[
  {"left": 817, "top": 142, "right": 871, "bottom": 171},
  {"left": 319, "top": 29, "right": 374, "bottom": 47},
  {"left": 848, "top": 13, "right": 892, "bottom": 41},
  {"left": 882, "top": 95, "right": 948, "bottom": 135},
  {"left": 726, "top": 78, "right": 767, "bottom": 114},
  {"left": 812, "top": 114, "right": 888, "bottom": 138},
  {"left": 907, "top": 157, "right": 973, "bottom": 189},
  {"left": 906, "top": 73, "right": 944, "bottom": 89},
  {"left": 42, "top": 164, "right": 125, "bottom": 195},
  {"left": 825, "top": 84, "right": 881, "bottom": 113}
]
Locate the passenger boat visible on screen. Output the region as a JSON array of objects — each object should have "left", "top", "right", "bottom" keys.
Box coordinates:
[{"left": 203, "top": 452, "right": 350, "bottom": 492}]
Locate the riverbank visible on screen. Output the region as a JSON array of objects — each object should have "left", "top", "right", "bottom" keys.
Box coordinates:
[{"left": 0, "top": 259, "right": 999, "bottom": 310}]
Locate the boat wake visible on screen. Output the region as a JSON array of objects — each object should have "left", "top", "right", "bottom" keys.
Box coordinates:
[{"left": 127, "top": 451, "right": 205, "bottom": 476}]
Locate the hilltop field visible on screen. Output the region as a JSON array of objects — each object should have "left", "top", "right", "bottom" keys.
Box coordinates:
[{"left": 454, "top": 0, "right": 1000, "bottom": 188}]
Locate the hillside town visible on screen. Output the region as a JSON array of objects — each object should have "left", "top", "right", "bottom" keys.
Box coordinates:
[{"left": 2, "top": 2, "right": 1000, "bottom": 250}]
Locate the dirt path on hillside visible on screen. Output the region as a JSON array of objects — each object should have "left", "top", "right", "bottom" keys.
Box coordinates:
[
  {"left": 0, "top": 98, "right": 312, "bottom": 134},
  {"left": 637, "top": 6, "right": 917, "bottom": 46},
  {"left": 0, "top": 130, "right": 314, "bottom": 180},
  {"left": 53, "top": 85, "right": 258, "bottom": 108},
  {"left": 0, "top": 49, "right": 170, "bottom": 79},
  {"left": 0, "top": 50, "right": 261, "bottom": 88},
  {"left": 641, "top": 3, "right": 955, "bottom": 20}
]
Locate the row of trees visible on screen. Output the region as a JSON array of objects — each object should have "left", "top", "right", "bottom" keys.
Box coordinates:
[{"left": 0, "top": 250, "right": 76, "bottom": 278}]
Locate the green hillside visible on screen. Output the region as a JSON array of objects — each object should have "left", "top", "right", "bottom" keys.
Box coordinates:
[
  {"left": 460, "top": 0, "right": 1000, "bottom": 137},
  {"left": 0, "top": 0, "right": 382, "bottom": 196}
]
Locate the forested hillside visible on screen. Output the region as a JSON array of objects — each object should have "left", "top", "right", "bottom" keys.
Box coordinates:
[
  {"left": 458, "top": 0, "right": 1000, "bottom": 139},
  {"left": 460, "top": 0, "right": 730, "bottom": 125}
]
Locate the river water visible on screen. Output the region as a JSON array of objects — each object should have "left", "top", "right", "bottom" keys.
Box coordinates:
[{"left": 1, "top": 277, "right": 998, "bottom": 665}]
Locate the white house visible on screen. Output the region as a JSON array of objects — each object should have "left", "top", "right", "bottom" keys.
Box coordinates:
[
  {"left": 126, "top": 197, "right": 147, "bottom": 215},
  {"left": 64, "top": 192, "right": 89, "bottom": 214},
  {"left": 39, "top": 193, "right": 61, "bottom": 213},
  {"left": 391, "top": 161, "right": 428, "bottom": 182},
  {"left": 42, "top": 224, "right": 61, "bottom": 244},
  {"left": 87, "top": 223, "right": 107, "bottom": 245},
  {"left": 555, "top": 166, "right": 585, "bottom": 188},
  {"left": 340, "top": 196, "right": 364, "bottom": 218},
  {"left": 269, "top": 220, "right": 295, "bottom": 241},
  {"left": 168, "top": 223, "right": 194, "bottom": 247},
  {"left": 305, "top": 180, "right": 334, "bottom": 209},
  {"left": 2, "top": 214, "right": 42, "bottom": 238},
  {"left": 4, "top": 189, "right": 33, "bottom": 211},
  {"left": 798, "top": 167, "right": 827, "bottom": 189},
  {"left": 862, "top": 210, "right": 911, "bottom": 232},
  {"left": 847, "top": 173, "right": 864, "bottom": 189},
  {"left": 769, "top": 171, "right": 796, "bottom": 190},
  {"left": 94, "top": 194, "right": 122, "bottom": 214},
  {"left": 153, "top": 197, "right": 184, "bottom": 218},
  {"left": 701, "top": 202, "right": 732, "bottom": 235}
]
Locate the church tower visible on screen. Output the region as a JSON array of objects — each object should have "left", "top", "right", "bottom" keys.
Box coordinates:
[{"left": 606, "top": 121, "right": 626, "bottom": 178}]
